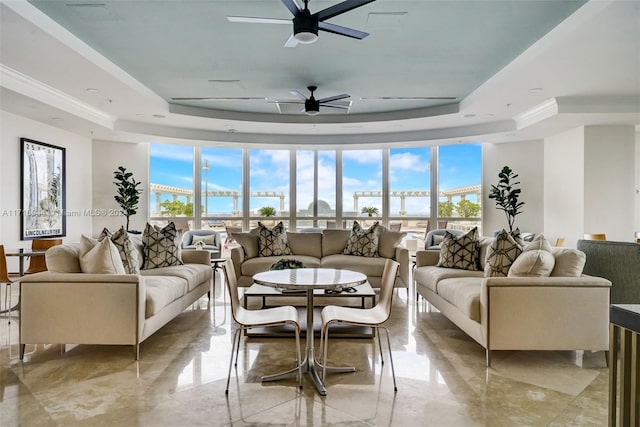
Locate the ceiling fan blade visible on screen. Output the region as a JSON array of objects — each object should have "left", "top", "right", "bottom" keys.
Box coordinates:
[
  {"left": 318, "top": 93, "right": 351, "bottom": 103},
  {"left": 281, "top": 0, "right": 302, "bottom": 16},
  {"left": 289, "top": 90, "right": 307, "bottom": 100},
  {"left": 359, "top": 96, "right": 457, "bottom": 100},
  {"left": 316, "top": 0, "right": 376, "bottom": 22},
  {"left": 172, "top": 97, "right": 267, "bottom": 101},
  {"left": 268, "top": 100, "right": 305, "bottom": 105},
  {"left": 227, "top": 16, "right": 290, "bottom": 25},
  {"left": 321, "top": 104, "right": 350, "bottom": 110},
  {"left": 319, "top": 22, "right": 368, "bottom": 39},
  {"left": 284, "top": 33, "right": 299, "bottom": 47}
]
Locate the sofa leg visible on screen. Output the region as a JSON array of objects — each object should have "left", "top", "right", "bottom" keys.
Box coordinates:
[
  {"left": 604, "top": 350, "right": 609, "bottom": 368},
  {"left": 134, "top": 344, "right": 140, "bottom": 361},
  {"left": 19, "top": 344, "right": 25, "bottom": 360},
  {"left": 486, "top": 349, "right": 492, "bottom": 367}
]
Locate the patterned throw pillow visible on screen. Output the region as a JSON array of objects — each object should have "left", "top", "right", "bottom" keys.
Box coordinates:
[
  {"left": 343, "top": 221, "right": 381, "bottom": 257},
  {"left": 98, "top": 226, "right": 140, "bottom": 274},
  {"left": 437, "top": 227, "right": 480, "bottom": 271},
  {"left": 258, "top": 221, "right": 292, "bottom": 257},
  {"left": 142, "top": 222, "right": 183, "bottom": 269},
  {"left": 484, "top": 229, "right": 523, "bottom": 277}
]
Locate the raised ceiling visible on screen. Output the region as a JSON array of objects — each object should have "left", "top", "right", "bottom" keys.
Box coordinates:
[{"left": 1, "top": 0, "right": 639, "bottom": 147}]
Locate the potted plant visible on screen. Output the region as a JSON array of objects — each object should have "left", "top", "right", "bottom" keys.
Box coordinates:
[
  {"left": 488, "top": 165, "right": 525, "bottom": 233},
  {"left": 113, "top": 166, "right": 143, "bottom": 233},
  {"left": 361, "top": 206, "right": 379, "bottom": 217},
  {"left": 258, "top": 206, "right": 277, "bottom": 217}
]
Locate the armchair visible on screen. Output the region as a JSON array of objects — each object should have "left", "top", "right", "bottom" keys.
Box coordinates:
[{"left": 182, "top": 230, "right": 221, "bottom": 258}]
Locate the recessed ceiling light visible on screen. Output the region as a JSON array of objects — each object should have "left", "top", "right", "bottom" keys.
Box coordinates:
[
  {"left": 228, "top": 128, "right": 237, "bottom": 133},
  {"left": 51, "top": 117, "right": 63, "bottom": 121},
  {"left": 152, "top": 114, "right": 165, "bottom": 118},
  {"left": 86, "top": 88, "right": 100, "bottom": 93},
  {"left": 463, "top": 114, "right": 476, "bottom": 118},
  {"left": 483, "top": 113, "right": 494, "bottom": 117},
  {"left": 528, "top": 88, "right": 543, "bottom": 93},
  {"left": 135, "top": 113, "right": 144, "bottom": 116}
]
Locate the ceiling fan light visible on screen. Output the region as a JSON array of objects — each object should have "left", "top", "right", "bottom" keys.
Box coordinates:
[
  {"left": 294, "top": 31, "right": 318, "bottom": 44},
  {"left": 305, "top": 109, "right": 320, "bottom": 116}
]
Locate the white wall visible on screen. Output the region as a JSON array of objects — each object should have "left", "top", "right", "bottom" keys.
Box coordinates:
[
  {"left": 482, "top": 140, "right": 544, "bottom": 236},
  {"left": 92, "top": 139, "right": 149, "bottom": 236},
  {"left": 0, "top": 111, "right": 93, "bottom": 268},
  {"left": 636, "top": 131, "right": 640, "bottom": 233},
  {"left": 583, "top": 126, "right": 636, "bottom": 241},
  {"left": 544, "top": 127, "right": 585, "bottom": 247}
]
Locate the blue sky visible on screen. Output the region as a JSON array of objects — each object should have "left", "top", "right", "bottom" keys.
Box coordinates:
[{"left": 149, "top": 144, "right": 481, "bottom": 216}]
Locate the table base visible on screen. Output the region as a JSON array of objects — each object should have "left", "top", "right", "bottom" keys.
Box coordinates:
[{"left": 261, "top": 346, "right": 355, "bottom": 396}]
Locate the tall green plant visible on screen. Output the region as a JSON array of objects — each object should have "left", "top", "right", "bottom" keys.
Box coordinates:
[
  {"left": 113, "top": 166, "right": 142, "bottom": 232},
  {"left": 488, "top": 166, "right": 525, "bottom": 233}
]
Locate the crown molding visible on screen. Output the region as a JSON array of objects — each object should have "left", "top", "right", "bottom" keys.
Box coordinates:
[{"left": 0, "top": 65, "right": 115, "bottom": 128}]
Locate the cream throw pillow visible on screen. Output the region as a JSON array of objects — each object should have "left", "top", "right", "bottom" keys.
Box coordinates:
[
  {"left": 508, "top": 250, "right": 555, "bottom": 277},
  {"left": 79, "top": 235, "right": 126, "bottom": 274}
]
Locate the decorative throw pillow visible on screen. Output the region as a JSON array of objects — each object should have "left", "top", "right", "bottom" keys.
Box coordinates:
[
  {"left": 437, "top": 227, "right": 480, "bottom": 271},
  {"left": 233, "top": 229, "right": 260, "bottom": 259},
  {"left": 98, "top": 226, "right": 140, "bottom": 274},
  {"left": 522, "top": 234, "right": 553, "bottom": 253},
  {"left": 508, "top": 249, "right": 555, "bottom": 277},
  {"left": 142, "top": 222, "right": 183, "bottom": 269},
  {"left": 192, "top": 234, "right": 216, "bottom": 246},
  {"left": 258, "top": 221, "right": 292, "bottom": 257},
  {"left": 79, "top": 235, "right": 126, "bottom": 274},
  {"left": 484, "top": 229, "right": 523, "bottom": 277},
  {"left": 378, "top": 227, "right": 405, "bottom": 259},
  {"left": 343, "top": 221, "right": 381, "bottom": 257},
  {"left": 551, "top": 248, "right": 586, "bottom": 277}
]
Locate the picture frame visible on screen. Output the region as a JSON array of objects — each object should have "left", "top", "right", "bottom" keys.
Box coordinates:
[{"left": 20, "top": 138, "right": 66, "bottom": 240}]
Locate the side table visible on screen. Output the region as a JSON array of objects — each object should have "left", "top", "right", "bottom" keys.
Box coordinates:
[
  {"left": 609, "top": 304, "right": 640, "bottom": 426},
  {"left": 210, "top": 258, "right": 226, "bottom": 301}
]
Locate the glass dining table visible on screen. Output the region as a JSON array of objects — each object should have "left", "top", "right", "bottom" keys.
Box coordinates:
[{"left": 252, "top": 268, "right": 367, "bottom": 396}]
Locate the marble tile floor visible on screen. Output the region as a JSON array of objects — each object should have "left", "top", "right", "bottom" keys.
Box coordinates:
[{"left": 0, "top": 283, "right": 610, "bottom": 426}]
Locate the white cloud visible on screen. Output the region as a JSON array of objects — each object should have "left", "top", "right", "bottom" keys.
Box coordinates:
[{"left": 343, "top": 149, "right": 382, "bottom": 164}]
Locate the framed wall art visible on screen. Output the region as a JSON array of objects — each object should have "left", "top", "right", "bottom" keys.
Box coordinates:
[{"left": 20, "top": 138, "right": 66, "bottom": 240}]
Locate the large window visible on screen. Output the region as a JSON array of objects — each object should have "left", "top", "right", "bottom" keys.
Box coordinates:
[
  {"left": 149, "top": 144, "right": 194, "bottom": 228},
  {"left": 438, "top": 143, "right": 482, "bottom": 233},
  {"left": 343, "top": 149, "right": 382, "bottom": 224},
  {"left": 249, "top": 149, "right": 289, "bottom": 227},
  {"left": 148, "top": 143, "right": 481, "bottom": 233},
  {"left": 201, "top": 147, "right": 242, "bottom": 221}
]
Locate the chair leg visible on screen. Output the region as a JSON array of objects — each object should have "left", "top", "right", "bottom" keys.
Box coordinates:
[
  {"left": 226, "top": 328, "right": 241, "bottom": 395},
  {"left": 381, "top": 326, "right": 397, "bottom": 392},
  {"left": 234, "top": 328, "right": 242, "bottom": 367},
  {"left": 20, "top": 344, "right": 26, "bottom": 360},
  {"left": 322, "top": 324, "right": 331, "bottom": 381},
  {"left": 377, "top": 331, "right": 384, "bottom": 365},
  {"left": 293, "top": 323, "right": 302, "bottom": 389}
]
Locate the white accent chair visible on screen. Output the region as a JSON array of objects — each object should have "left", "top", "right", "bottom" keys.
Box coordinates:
[{"left": 319, "top": 259, "right": 400, "bottom": 391}]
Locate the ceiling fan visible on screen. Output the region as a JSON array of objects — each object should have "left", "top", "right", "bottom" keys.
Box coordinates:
[
  {"left": 271, "top": 85, "right": 351, "bottom": 115},
  {"left": 359, "top": 96, "right": 458, "bottom": 101},
  {"left": 227, "top": 0, "right": 376, "bottom": 47}
]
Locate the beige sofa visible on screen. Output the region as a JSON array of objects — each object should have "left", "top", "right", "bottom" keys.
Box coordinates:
[
  {"left": 19, "top": 243, "right": 213, "bottom": 360},
  {"left": 230, "top": 228, "right": 409, "bottom": 290},
  {"left": 414, "top": 237, "right": 611, "bottom": 366}
]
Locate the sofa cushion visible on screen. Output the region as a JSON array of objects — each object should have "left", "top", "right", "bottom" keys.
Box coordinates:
[
  {"left": 484, "top": 230, "right": 523, "bottom": 277},
  {"left": 551, "top": 248, "right": 586, "bottom": 277},
  {"left": 99, "top": 226, "right": 141, "bottom": 274},
  {"left": 322, "top": 229, "right": 351, "bottom": 256},
  {"left": 436, "top": 277, "right": 482, "bottom": 322},
  {"left": 287, "top": 232, "right": 323, "bottom": 258},
  {"left": 343, "top": 221, "right": 381, "bottom": 257},
  {"left": 144, "top": 275, "right": 188, "bottom": 317},
  {"left": 234, "top": 229, "right": 259, "bottom": 259},
  {"left": 437, "top": 227, "right": 480, "bottom": 271},
  {"left": 141, "top": 263, "right": 212, "bottom": 292},
  {"left": 378, "top": 228, "right": 405, "bottom": 259},
  {"left": 241, "top": 255, "right": 321, "bottom": 277},
  {"left": 79, "top": 235, "right": 126, "bottom": 274},
  {"left": 522, "top": 234, "right": 553, "bottom": 253},
  {"left": 478, "top": 236, "right": 494, "bottom": 271},
  {"left": 45, "top": 243, "right": 82, "bottom": 273},
  {"left": 414, "top": 266, "right": 484, "bottom": 294},
  {"left": 142, "top": 222, "right": 183, "bottom": 269},
  {"left": 320, "top": 254, "right": 388, "bottom": 277},
  {"left": 508, "top": 250, "right": 555, "bottom": 277},
  {"left": 258, "top": 221, "right": 293, "bottom": 257},
  {"left": 128, "top": 233, "right": 145, "bottom": 268}
]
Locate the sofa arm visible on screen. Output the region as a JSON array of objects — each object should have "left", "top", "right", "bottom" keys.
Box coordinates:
[
  {"left": 19, "top": 272, "right": 145, "bottom": 350},
  {"left": 230, "top": 246, "right": 245, "bottom": 280},
  {"left": 480, "top": 275, "right": 611, "bottom": 352},
  {"left": 181, "top": 250, "right": 211, "bottom": 265},
  {"left": 415, "top": 250, "right": 439, "bottom": 267},
  {"left": 394, "top": 247, "right": 410, "bottom": 287}
]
